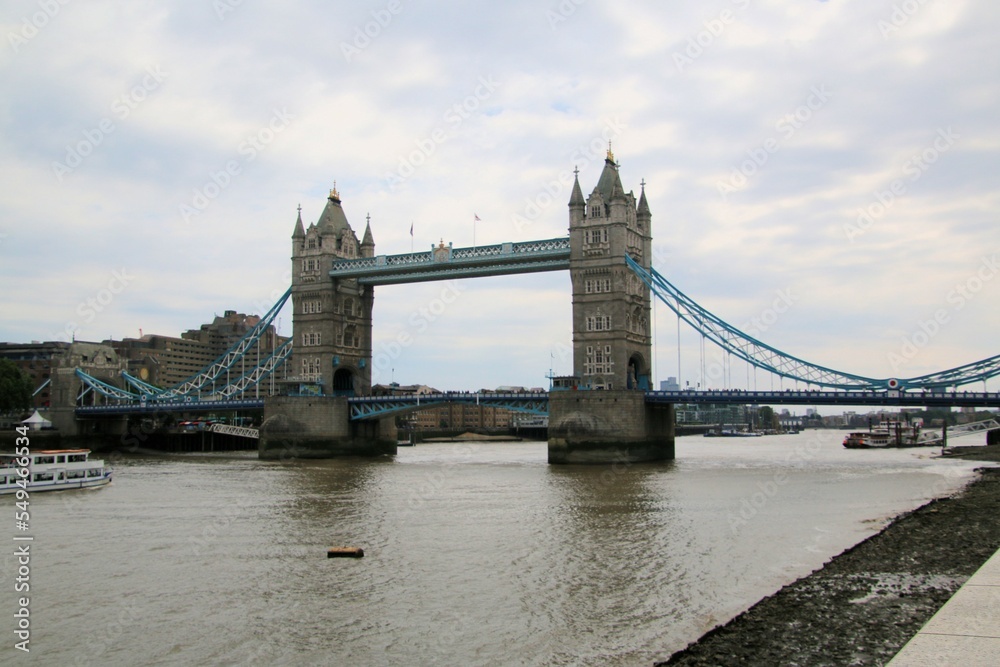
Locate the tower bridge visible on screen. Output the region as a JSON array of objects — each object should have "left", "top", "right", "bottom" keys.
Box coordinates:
[
  {"left": 269, "top": 149, "right": 668, "bottom": 462},
  {"left": 63, "top": 147, "right": 1000, "bottom": 462}
]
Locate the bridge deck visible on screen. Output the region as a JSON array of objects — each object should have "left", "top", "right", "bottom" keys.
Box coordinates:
[
  {"left": 330, "top": 238, "right": 570, "bottom": 285},
  {"left": 645, "top": 390, "right": 1000, "bottom": 408},
  {"left": 73, "top": 390, "right": 1000, "bottom": 419}
]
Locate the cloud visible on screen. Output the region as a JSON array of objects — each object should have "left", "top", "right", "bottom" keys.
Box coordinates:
[{"left": 1, "top": 0, "right": 998, "bottom": 391}]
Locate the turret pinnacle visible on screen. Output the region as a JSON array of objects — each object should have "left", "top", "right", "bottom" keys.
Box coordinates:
[
  {"left": 292, "top": 204, "right": 305, "bottom": 239},
  {"left": 362, "top": 214, "right": 375, "bottom": 246},
  {"left": 569, "top": 167, "right": 585, "bottom": 208},
  {"left": 637, "top": 180, "right": 651, "bottom": 218}
]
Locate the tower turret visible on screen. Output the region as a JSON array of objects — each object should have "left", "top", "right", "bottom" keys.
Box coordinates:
[
  {"left": 361, "top": 214, "right": 375, "bottom": 258},
  {"left": 292, "top": 205, "right": 305, "bottom": 247},
  {"left": 569, "top": 167, "right": 586, "bottom": 228}
]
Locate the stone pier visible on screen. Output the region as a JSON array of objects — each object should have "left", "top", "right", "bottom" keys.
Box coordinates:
[
  {"left": 547, "top": 390, "right": 674, "bottom": 464},
  {"left": 259, "top": 396, "right": 397, "bottom": 460}
]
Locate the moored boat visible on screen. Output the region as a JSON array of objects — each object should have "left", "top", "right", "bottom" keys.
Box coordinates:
[
  {"left": 0, "top": 449, "right": 112, "bottom": 494},
  {"left": 842, "top": 421, "right": 931, "bottom": 448}
]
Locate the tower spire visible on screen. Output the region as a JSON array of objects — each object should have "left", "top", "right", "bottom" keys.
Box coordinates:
[
  {"left": 569, "top": 165, "right": 585, "bottom": 209},
  {"left": 637, "top": 179, "right": 651, "bottom": 219},
  {"left": 292, "top": 203, "right": 305, "bottom": 239}
]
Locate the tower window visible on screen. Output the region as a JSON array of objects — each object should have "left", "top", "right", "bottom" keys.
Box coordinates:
[
  {"left": 586, "top": 315, "right": 611, "bottom": 332},
  {"left": 584, "top": 229, "right": 608, "bottom": 245}
]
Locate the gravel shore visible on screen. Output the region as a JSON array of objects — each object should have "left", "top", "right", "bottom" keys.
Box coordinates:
[{"left": 656, "top": 445, "right": 1000, "bottom": 667}]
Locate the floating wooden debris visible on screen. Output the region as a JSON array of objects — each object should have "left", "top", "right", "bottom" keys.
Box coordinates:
[{"left": 327, "top": 546, "right": 364, "bottom": 558}]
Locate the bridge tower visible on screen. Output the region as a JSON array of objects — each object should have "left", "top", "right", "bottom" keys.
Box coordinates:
[
  {"left": 261, "top": 185, "right": 394, "bottom": 459},
  {"left": 290, "top": 185, "right": 374, "bottom": 396},
  {"left": 548, "top": 149, "right": 674, "bottom": 463},
  {"left": 568, "top": 147, "right": 653, "bottom": 390}
]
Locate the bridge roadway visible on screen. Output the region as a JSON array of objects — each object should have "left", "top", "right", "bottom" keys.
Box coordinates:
[
  {"left": 74, "top": 390, "right": 1000, "bottom": 420},
  {"left": 645, "top": 389, "right": 1000, "bottom": 408}
]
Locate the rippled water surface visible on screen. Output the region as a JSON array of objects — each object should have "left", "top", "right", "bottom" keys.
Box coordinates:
[{"left": 0, "top": 432, "right": 990, "bottom": 666}]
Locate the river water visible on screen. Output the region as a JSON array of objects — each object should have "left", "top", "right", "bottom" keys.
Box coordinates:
[{"left": 1, "top": 431, "right": 991, "bottom": 666}]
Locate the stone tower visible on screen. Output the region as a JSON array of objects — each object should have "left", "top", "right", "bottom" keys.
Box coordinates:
[
  {"left": 567, "top": 148, "right": 653, "bottom": 390},
  {"left": 290, "top": 185, "right": 375, "bottom": 396}
]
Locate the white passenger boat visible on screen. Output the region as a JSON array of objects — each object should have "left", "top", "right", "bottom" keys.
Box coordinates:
[
  {"left": 842, "top": 421, "right": 931, "bottom": 449},
  {"left": 0, "top": 449, "right": 112, "bottom": 494}
]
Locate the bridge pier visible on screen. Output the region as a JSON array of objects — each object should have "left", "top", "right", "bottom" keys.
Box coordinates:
[
  {"left": 547, "top": 391, "right": 674, "bottom": 464},
  {"left": 259, "top": 396, "right": 397, "bottom": 460}
]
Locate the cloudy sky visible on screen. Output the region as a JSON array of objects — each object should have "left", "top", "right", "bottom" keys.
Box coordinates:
[{"left": 1, "top": 0, "right": 998, "bottom": 393}]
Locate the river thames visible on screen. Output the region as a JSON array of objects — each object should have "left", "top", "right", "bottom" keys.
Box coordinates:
[{"left": 1, "top": 431, "right": 990, "bottom": 666}]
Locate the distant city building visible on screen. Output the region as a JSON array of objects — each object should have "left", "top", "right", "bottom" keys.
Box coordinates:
[
  {"left": 409, "top": 403, "right": 513, "bottom": 431},
  {"left": 495, "top": 385, "right": 527, "bottom": 393},
  {"left": 372, "top": 383, "right": 438, "bottom": 396},
  {"left": 375, "top": 384, "right": 524, "bottom": 431},
  {"left": 779, "top": 416, "right": 804, "bottom": 430},
  {"left": 660, "top": 376, "right": 680, "bottom": 391},
  {"left": 675, "top": 403, "right": 748, "bottom": 426}
]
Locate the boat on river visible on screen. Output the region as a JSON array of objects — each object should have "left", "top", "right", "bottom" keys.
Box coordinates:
[
  {"left": 704, "top": 428, "right": 762, "bottom": 438},
  {"left": 0, "top": 449, "right": 112, "bottom": 494},
  {"left": 842, "top": 421, "right": 931, "bottom": 448}
]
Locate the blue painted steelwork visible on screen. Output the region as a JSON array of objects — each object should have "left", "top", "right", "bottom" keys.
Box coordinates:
[
  {"left": 626, "top": 256, "right": 1000, "bottom": 391},
  {"left": 75, "top": 369, "right": 139, "bottom": 401},
  {"left": 153, "top": 288, "right": 292, "bottom": 399},
  {"left": 347, "top": 392, "right": 549, "bottom": 420},
  {"left": 76, "top": 398, "right": 265, "bottom": 417},
  {"left": 330, "top": 238, "right": 570, "bottom": 285},
  {"left": 77, "top": 339, "right": 291, "bottom": 405},
  {"left": 644, "top": 389, "right": 1000, "bottom": 408},
  {"left": 121, "top": 371, "right": 162, "bottom": 397},
  {"left": 74, "top": 288, "right": 292, "bottom": 405}
]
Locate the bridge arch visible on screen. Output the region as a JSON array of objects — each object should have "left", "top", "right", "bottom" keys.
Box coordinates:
[
  {"left": 332, "top": 368, "right": 355, "bottom": 394},
  {"left": 627, "top": 352, "right": 649, "bottom": 390}
]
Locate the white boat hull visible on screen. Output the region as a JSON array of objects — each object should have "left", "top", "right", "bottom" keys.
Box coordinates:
[
  {"left": 0, "top": 472, "right": 112, "bottom": 495},
  {"left": 0, "top": 448, "right": 113, "bottom": 495}
]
